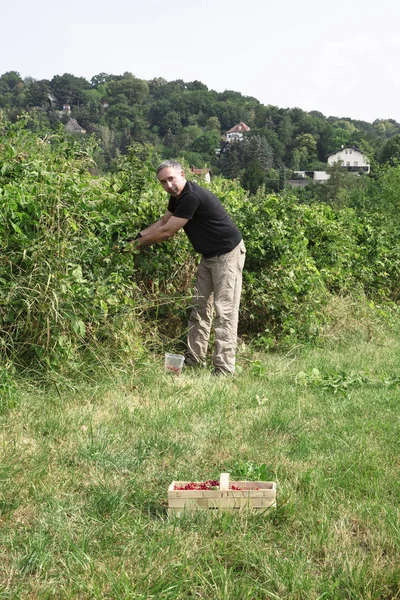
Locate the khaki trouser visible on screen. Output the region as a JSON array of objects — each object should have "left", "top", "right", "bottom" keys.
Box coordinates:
[{"left": 186, "top": 240, "right": 246, "bottom": 373}]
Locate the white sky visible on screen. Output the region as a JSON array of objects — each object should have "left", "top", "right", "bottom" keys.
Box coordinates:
[{"left": 2, "top": 0, "right": 399, "bottom": 123}]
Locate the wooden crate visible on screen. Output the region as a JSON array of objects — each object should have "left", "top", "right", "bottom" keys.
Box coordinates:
[{"left": 168, "top": 473, "right": 276, "bottom": 516}]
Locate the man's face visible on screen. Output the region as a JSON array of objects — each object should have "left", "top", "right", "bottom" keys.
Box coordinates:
[{"left": 157, "top": 167, "right": 186, "bottom": 197}]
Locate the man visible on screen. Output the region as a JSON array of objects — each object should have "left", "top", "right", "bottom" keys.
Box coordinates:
[{"left": 135, "top": 160, "right": 246, "bottom": 375}]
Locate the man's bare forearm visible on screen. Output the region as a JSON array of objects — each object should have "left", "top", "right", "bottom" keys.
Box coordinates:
[
  {"left": 131, "top": 213, "right": 185, "bottom": 249},
  {"left": 137, "top": 225, "right": 172, "bottom": 247},
  {"left": 139, "top": 219, "right": 165, "bottom": 236},
  {"left": 139, "top": 210, "right": 172, "bottom": 237}
]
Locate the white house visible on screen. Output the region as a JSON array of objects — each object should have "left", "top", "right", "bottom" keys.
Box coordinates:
[
  {"left": 327, "top": 146, "right": 370, "bottom": 174},
  {"left": 225, "top": 122, "right": 250, "bottom": 142}
]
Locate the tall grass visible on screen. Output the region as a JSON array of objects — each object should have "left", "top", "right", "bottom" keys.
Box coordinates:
[{"left": 1, "top": 329, "right": 399, "bottom": 599}]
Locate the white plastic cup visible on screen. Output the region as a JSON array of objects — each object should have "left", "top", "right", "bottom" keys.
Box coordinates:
[{"left": 164, "top": 353, "right": 185, "bottom": 375}]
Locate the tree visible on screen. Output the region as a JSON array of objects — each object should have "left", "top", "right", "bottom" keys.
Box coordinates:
[
  {"left": 0, "top": 71, "right": 23, "bottom": 93},
  {"left": 214, "top": 102, "right": 250, "bottom": 132},
  {"left": 292, "top": 148, "right": 308, "bottom": 171},
  {"left": 329, "top": 125, "right": 351, "bottom": 152},
  {"left": 149, "top": 100, "right": 172, "bottom": 128},
  {"left": 163, "top": 128, "right": 175, "bottom": 148},
  {"left": 205, "top": 116, "right": 221, "bottom": 133},
  {"left": 107, "top": 72, "right": 149, "bottom": 106},
  {"left": 0, "top": 71, "right": 24, "bottom": 108},
  {"left": 220, "top": 143, "right": 242, "bottom": 179},
  {"left": 82, "top": 88, "right": 106, "bottom": 121},
  {"left": 373, "top": 119, "right": 400, "bottom": 139},
  {"left": 249, "top": 135, "right": 273, "bottom": 170},
  {"left": 313, "top": 162, "right": 360, "bottom": 205},
  {"left": 379, "top": 134, "right": 400, "bottom": 165},
  {"left": 91, "top": 73, "right": 115, "bottom": 87},
  {"left": 24, "top": 79, "right": 50, "bottom": 108},
  {"left": 241, "top": 160, "right": 266, "bottom": 194},
  {"left": 191, "top": 131, "right": 220, "bottom": 155},
  {"left": 170, "top": 125, "right": 203, "bottom": 153},
  {"left": 159, "top": 111, "right": 182, "bottom": 136},
  {"left": 220, "top": 134, "right": 273, "bottom": 188},
  {"left": 277, "top": 113, "right": 294, "bottom": 148},
  {"left": 186, "top": 80, "right": 208, "bottom": 91},
  {"left": 293, "top": 133, "right": 318, "bottom": 169},
  {"left": 50, "top": 73, "right": 91, "bottom": 105}
]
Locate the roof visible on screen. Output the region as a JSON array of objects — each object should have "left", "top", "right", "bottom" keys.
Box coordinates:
[
  {"left": 226, "top": 122, "right": 250, "bottom": 134},
  {"left": 191, "top": 166, "right": 210, "bottom": 175},
  {"left": 326, "top": 146, "right": 362, "bottom": 158},
  {"left": 64, "top": 118, "right": 86, "bottom": 133}
]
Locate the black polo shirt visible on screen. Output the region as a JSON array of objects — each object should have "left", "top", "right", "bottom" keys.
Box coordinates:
[{"left": 167, "top": 181, "right": 242, "bottom": 257}]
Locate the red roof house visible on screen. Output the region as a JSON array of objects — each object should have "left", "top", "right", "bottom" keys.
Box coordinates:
[{"left": 226, "top": 122, "right": 250, "bottom": 142}]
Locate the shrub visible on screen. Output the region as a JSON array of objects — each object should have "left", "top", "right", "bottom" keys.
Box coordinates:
[{"left": 1, "top": 116, "right": 399, "bottom": 374}]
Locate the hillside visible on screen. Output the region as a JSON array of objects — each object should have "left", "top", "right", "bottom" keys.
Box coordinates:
[{"left": 1, "top": 70, "right": 400, "bottom": 183}]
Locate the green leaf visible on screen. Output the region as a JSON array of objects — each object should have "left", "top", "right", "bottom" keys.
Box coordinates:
[
  {"left": 71, "top": 265, "right": 85, "bottom": 283},
  {"left": 72, "top": 319, "right": 86, "bottom": 337}
]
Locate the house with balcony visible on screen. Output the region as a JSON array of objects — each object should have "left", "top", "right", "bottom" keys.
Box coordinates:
[
  {"left": 216, "top": 122, "right": 251, "bottom": 155},
  {"left": 225, "top": 122, "right": 250, "bottom": 142},
  {"left": 327, "top": 146, "right": 370, "bottom": 173}
]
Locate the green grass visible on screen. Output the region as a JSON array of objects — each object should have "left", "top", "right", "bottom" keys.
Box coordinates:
[{"left": 1, "top": 333, "right": 399, "bottom": 599}]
